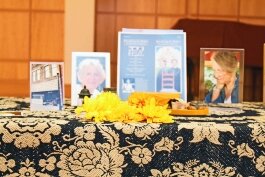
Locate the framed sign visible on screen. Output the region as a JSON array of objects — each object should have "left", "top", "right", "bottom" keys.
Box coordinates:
[
  {"left": 117, "top": 29, "right": 187, "bottom": 101},
  {"left": 71, "top": 52, "right": 110, "bottom": 106},
  {"left": 199, "top": 48, "right": 244, "bottom": 103},
  {"left": 30, "top": 62, "right": 64, "bottom": 111}
]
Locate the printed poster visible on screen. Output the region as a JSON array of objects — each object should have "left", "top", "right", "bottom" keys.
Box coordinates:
[{"left": 117, "top": 30, "right": 187, "bottom": 101}]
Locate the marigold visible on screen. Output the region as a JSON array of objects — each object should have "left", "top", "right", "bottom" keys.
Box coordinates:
[{"left": 75, "top": 92, "right": 173, "bottom": 123}]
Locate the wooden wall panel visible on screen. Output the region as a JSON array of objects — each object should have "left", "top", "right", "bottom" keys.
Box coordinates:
[
  {"left": 96, "top": 14, "right": 116, "bottom": 51},
  {"left": 157, "top": 0, "right": 186, "bottom": 15},
  {"left": 97, "top": 0, "right": 115, "bottom": 12},
  {"left": 116, "top": 0, "right": 156, "bottom": 13},
  {"left": 117, "top": 15, "right": 155, "bottom": 30},
  {"left": 240, "top": 0, "right": 265, "bottom": 17},
  {"left": 0, "top": 0, "right": 29, "bottom": 9},
  {"left": 157, "top": 17, "right": 181, "bottom": 29},
  {"left": 199, "top": 0, "right": 238, "bottom": 16},
  {"left": 188, "top": 0, "right": 198, "bottom": 16},
  {"left": 0, "top": 12, "right": 29, "bottom": 60},
  {"left": 96, "top": 0, "right": 265, "bottom": 101},
  {"left": 0, "top": 62, "right": 28, "bottom": 80},
  {"left": 32, "top": 0, "right": 64, "bottom": 11},
  {"left": 31, "top": 12, "right": 64, "bottom": 60},
  {"left": 198, "top": 16, "right": 237, "bottom": 21},
  {"left": 239, "top": 18, "right": 265, "bottom": 26},
  {"left": 96, "top": 14, "right": 117, "bottom": 86},
  {"left": 0, "top": 80, "right": 29, "bottom": 97},
  {"left": 0, "top": 0, "right": 64, "bottom": 97}
]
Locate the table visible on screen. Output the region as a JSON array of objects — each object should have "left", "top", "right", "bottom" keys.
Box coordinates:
[{"left": 0, "top": 97, "right": 265, "bottom": 177}]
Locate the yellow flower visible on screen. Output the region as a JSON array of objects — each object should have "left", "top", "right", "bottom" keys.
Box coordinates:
[
  {"left": 75, "top": 93, "right": 173, "bottom": 123},
  {"left": 128, "top": 93, "right": 149, "bottom": 107},
  {"left": 141, "top": 98, "right": 173, "bottom": 123}
]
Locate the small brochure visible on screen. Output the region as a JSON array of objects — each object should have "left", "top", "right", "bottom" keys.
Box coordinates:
[
  {"left": 30, "top": 62, "right": 64, "bottom": 111},
  {"left": 71, "top": 52, "right": 111, "bottom": 106},
  {"left": 117, "top": 28, "right": 187, "bottom": 101}
]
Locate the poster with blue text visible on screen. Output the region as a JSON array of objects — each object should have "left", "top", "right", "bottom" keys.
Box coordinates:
[{"left": 118, "top": 29, "right": 187, "bottom": 101}]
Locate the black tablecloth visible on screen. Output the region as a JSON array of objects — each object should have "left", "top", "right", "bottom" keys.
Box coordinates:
[{"left": 0, "top": 97, "right": 265, "bottom": 177}]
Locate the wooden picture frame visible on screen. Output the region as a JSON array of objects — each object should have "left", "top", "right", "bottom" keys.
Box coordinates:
[{"left": 199, "top": 48, "right": 244, "bottom": 103}]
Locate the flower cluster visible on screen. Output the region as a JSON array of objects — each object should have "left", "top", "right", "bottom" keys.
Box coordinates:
[{"left": 75, "top": 92, "right": 173, "bottom": 123}]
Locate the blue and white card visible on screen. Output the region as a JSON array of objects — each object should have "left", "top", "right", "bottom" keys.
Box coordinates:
[
  {"left": 30, "top": 62, "right": 64, "bottom": 111},
  {"left": 117, "top": 29, "right": 187, "bottom": 101}
]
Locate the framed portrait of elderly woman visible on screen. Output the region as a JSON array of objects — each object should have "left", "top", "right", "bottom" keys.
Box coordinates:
[
  {"left": 199, "top": 48, "right": 244, "bottom": 104},
  {"left": 71, "top": 52, "right": 110, "bottom": 106}
]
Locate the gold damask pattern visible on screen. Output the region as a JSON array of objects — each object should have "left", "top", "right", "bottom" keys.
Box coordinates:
[
  {"left": 0, "top": 118, "right": 68, "bottom": 148},
  {"left": 151, "top": 160, "right": 243, "bottom": 177},
  {"left": 0, "top": 97, "right": 264, "bottom": 176},
  {"left": 178, "top": 122, "right": 234, "bottom": 145}
]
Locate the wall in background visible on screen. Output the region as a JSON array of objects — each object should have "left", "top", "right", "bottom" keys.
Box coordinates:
[
  {"left": 0, "top": 0, "right": 95, "bottom": 98},
  {"left": 0, "top": 0, "right": 264, "bottom": 100},
  {"left": 95, "top": 0, "right": 265, "bottom": 101},
  {"left": 64, "top": 0, "right": 95, "bottom": 97},
  {"left": 0, "top": 0, "right": 64, "bottom": 97}
]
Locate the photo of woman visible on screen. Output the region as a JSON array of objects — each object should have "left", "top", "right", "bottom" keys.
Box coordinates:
[
  {"left": 71, "top": 52, "right": 110, "bottom": 106},
  {"left": 201, "top": 49, "right": 244, "bottom": 104}
]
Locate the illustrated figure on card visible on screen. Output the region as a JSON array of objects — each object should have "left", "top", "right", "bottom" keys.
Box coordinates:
[{"left": 155, "top": 46, "right": 181, "bottom": 92}]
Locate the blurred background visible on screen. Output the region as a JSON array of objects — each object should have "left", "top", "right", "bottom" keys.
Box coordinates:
[{"left": 0, "top": 0, "right": 264, "bottom": 101}]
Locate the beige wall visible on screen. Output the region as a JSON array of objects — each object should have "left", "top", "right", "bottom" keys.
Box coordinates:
[{"left": 64, "top": 0, "right": 95, "bottom": 85}]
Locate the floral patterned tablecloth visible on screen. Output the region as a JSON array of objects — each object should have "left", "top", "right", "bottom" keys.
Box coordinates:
[{"left": 0, "top": 97, "right": 265, "bottom": 177}]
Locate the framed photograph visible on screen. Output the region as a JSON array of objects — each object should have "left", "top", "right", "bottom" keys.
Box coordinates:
[
  {"left": 199, "top": 48, "right": 244, "bottom": 103},
  {"left": 30, "top": 62, "right": 64, "bottom": 111},
  {"left": 71, "top": 52, "right": 110, "bottom": 106}
]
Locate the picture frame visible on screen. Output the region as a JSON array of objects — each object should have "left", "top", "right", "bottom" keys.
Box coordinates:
[
  {"left": 30, "top": 62, "right": 64, "bottom": 111},
  {"left": 71, "top": 52, "right": 110, "bottom": 106},
  {"left": 199, "top": 48, "right": 244, "bottom": 103}
]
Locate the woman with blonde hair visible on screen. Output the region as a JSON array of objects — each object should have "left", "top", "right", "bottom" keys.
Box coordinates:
[{"left": 205, "top": 51, "right": 239, "bottom": 103}]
